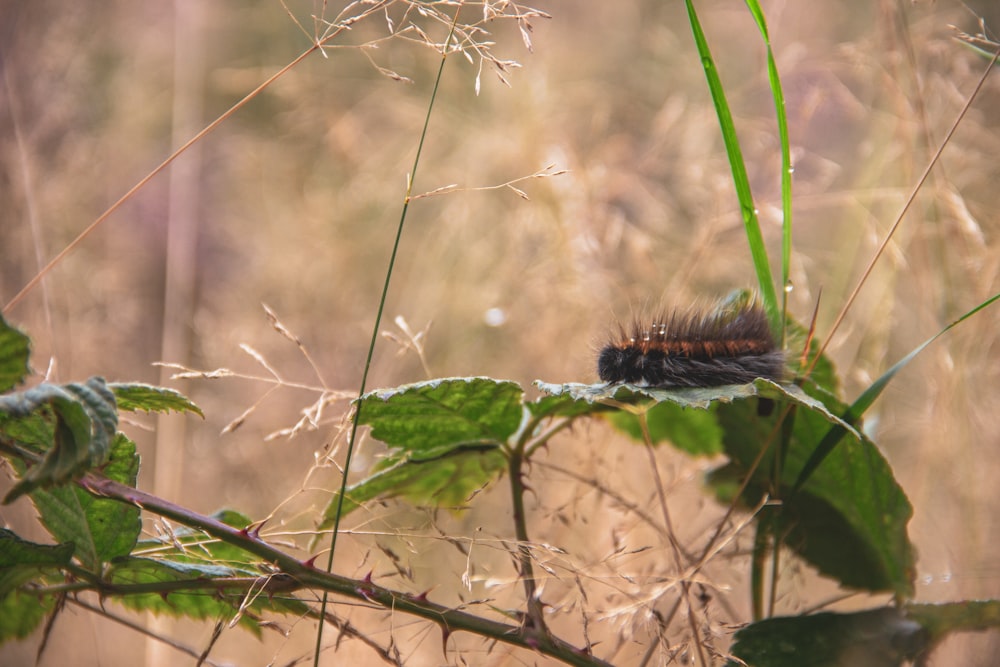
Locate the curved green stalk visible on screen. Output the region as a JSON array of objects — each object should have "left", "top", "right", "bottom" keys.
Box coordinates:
[
  {"left": 682, "top": 0, "right": 779, "bottom": 329},
  {"left": 743, "top": 0, "right": 793, "bottom": 344},
  {"left": 507, "top": 442, "right": 547, "bottom": 633}
]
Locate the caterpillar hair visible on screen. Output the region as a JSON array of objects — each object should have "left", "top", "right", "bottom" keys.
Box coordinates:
[{"left": 597, "top": 295, "right": 786, "bottom": 388}]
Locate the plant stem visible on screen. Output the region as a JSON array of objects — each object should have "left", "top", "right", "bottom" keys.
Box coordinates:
[
  {"left": 807, "top": 46, "right": 1000, "bottom": 378},
  {"left": 314, "top": 5, "right": 464, "bottom": 666},
  {"left": 507, "top": 444, "right": 547, "bottom": 634},
  {"left": 638, "top": 413, "right": 709, "bottom": 666},
  {"left": 77, "top": 471, "right": 607, "bottom": 666}
]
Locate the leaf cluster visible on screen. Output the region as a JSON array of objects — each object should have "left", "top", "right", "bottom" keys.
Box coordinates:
[
  {"left": 1, "top": 289, "right": 997, "bottom": 665},
  {"left": 302, "top": 312, "right": 945, "bottom": 666}
]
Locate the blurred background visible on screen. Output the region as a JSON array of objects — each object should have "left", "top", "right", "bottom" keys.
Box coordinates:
[{"left": 1, "top": 0, "right": 999, "bottom": 664}]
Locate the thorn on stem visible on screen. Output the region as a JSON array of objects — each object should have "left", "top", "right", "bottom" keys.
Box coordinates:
[
  {"left": 439, "top": 625, "right": 452, "bottom": 659},
  {"left": 355, "top": 570, "right": 376, "bottom": 602}
]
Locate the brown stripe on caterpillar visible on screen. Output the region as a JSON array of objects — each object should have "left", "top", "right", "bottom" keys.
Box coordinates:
[{"left": 597, "top": 294, "right": 786, "bottom": 388}]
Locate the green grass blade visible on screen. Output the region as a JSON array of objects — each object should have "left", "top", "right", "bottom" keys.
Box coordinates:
[
  {"left": 743, "top": 0, "right": 793, "bottom": 342},
  {"left": 792, "top": 292, "right": 1000, "bottom": 493},
  {"left": 683, "top": 0, "right": 778, "bottom": 327}
]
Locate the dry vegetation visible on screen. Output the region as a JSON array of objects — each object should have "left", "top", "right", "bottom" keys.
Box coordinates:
[{"left": 2, "top": 0, "right": 999, "bottom": 665}]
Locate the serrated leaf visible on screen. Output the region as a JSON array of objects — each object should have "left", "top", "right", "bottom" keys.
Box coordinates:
[
  {"left": 538, "top": 378, "right": 912, "bottom": 596},
  {"left": 0, "top": 409, "right": 52, "bottom": 452},
  {"left": 537, "top": 378, "right": 749, "bottom": 408},
  {"left": 535, "top": 379, "right": 858, "bottom": 437},
  {"left": 110, "top": 383, "right": 204, "bottom": 417},
  {"left": 714, "top": 395, "right": 914, "bottom": 596},
  {"left": 0, "top": 589, "right": 54, "bottom": 643},
  {"left": 109, "top": 556, "right": 243, "bottom": 622},
  {"left": 358, "top": 377, "right": 524, "bottom": 451},
  {"left": 3, "top": 377, "right": 119, "bottom": 503},
  {"left": 320, "top": 445, "right": 506, "bottom": 524},
  {"left": 527, "top": 388, "right": 613, "bottom": 419},
  {"left": 0, "top": 528, "right": 75, "bottom": 568},
  {"left": 0, "top": 314, "right": 31, "bottom": 392},
  {"left": 109, "top": 556, "right": 309, "bottom": 635},
  {"left": 537, "top": 380, "right": 754, "bottom": 409},
  {"left": 728, "top": 607, "right": 929, "bottom": 667},
  {"left": 113, "top": 555, "right": 239, "bottom": 579},
  {"left": 607, "top": 401, "right": 723, "bottom": 456},
  {"left": 134, "top": 510, "right": 261, "bottom": 572},
  {"left": 0, "top": 529, "right": 74, "bottom": 597},
  {"left": 320, "top": 378, "right": 521, "bottom": 522},
  {"left": 30, "top": 434, "right": 141, "bottom": 571},
  {"left": 4, "top": 391, "right": 92, "bottom": 502}
]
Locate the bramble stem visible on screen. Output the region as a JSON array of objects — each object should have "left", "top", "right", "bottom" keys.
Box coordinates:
[{"left": 77, "top": 471, "right": 607, "bottom": 667}]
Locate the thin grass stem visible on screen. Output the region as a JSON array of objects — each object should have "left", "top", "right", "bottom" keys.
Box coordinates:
[
  {"left": 312, "top": 6, "right": 465, "bottom": 666},
  {"left": 807, "top": 47, "right": 1000, "bottom": 377}
]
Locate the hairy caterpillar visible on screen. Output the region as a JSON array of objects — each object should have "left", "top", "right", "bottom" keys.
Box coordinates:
[{"left": 597, "top": 295, "right": 785, "bottom": 388}]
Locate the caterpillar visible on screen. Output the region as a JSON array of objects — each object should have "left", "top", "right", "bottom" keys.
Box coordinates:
[{"left": 597, "top": 295, "right": 786, "bottom": 388}]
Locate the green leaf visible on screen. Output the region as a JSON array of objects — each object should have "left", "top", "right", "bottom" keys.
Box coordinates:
[
  {"left": 0, "top": 589, "right": 55, "bottom": 643},
  {"left": 0, "top": 528, "right": 74, "bottom": 597},
  {"left": 714, "top": 396, "right": 915, "bottom": 596},
  {"left": 0, "top": 410, "right": 52, "bottom": 452},
  {"left": 319, "top": 378, "right": 522, "bottom": 522},
  {"left": 110, "top": 382, "right": 204, "bottom": 418},
  {"left": 211, "top": 509, "right": 254, "bottom": 528},
  {"left": 109, "top": 556, "right": 309, "bottom": 635},
  {"left": 0, "top": 314, "right": 31, "bottom": 392},
  {"left": 0, "top": 528, "right": 75, "bottom": 568},
  {"left": 905, "top": 600, "right": 1000, "bottom": 646},
  {"left": 528, "top": 390, "right": 611, "bottom": 420},
  {"left": 321, "top": 445, "right": 507, "bottom": 524},
  {"left": 30, "top": 434, "right": 141, "bottom": 571},
  {"left": 113, "top": 555, "right": 239, "bottom": 579},
  {"left": 0, "top": 529, "right": 68, "bottom": 642},
  {"left": 538, "top": 379, "right": 912, "bottom": 596},
  {"left": 113, "top": 520, "right": 303, "bottom": 634},
  {"left": 2, "top": 377, "right": 119, "bottom": 503},
  {"left": 537, "top": 380, "right": 761, "bottom": 410},
  {"left": 109, "top": 556, "right": 245, "bottom": 620},
  {"left": 728, "top": 607, "right": 929, "bottom": 667},
  {"left": 133, "top": 510, "right": 261, "bottom": 572},
  {"left": 536, "top": 379, "right": 856, "bottom": 436},
  {"left": 358, "top": 377, "right": 524, "bottom": 451},
  {"left": 606, "top": 402, "right": 723, "bottom": 456}
]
